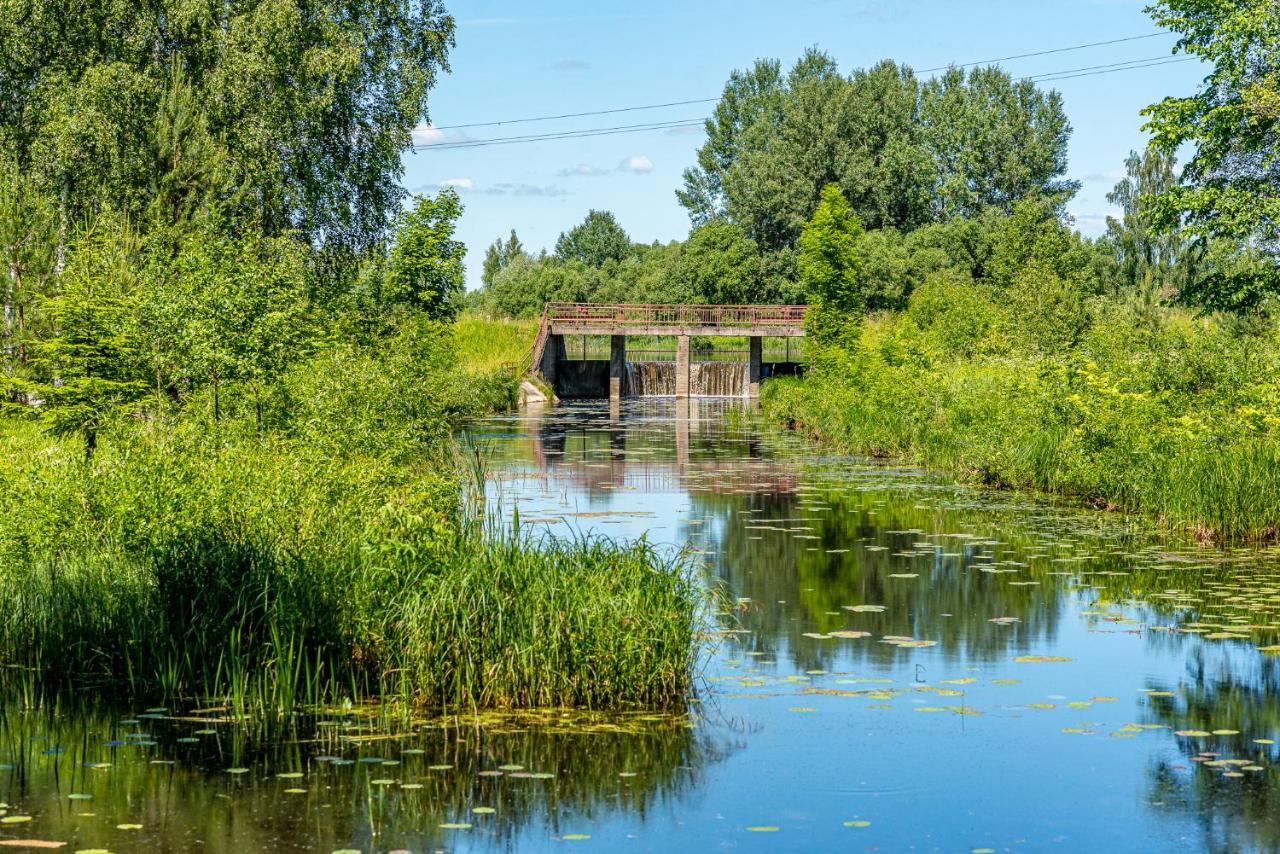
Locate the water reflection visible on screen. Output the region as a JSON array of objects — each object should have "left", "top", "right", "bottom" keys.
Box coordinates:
[
  {"left": 0, "top": 699, "right": 723, "bottom": 852},
  {"left": 476, "top": 400, "right": 1280, "bottom": 851},
  {"left": 11, "top": 400, "right": 1280, "bottom": 851}
]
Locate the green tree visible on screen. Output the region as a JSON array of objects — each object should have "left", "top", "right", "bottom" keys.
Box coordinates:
[
  {"left": 0, "top": 164, "right": 57, "bottom": 387},
  {"left": 147, "top": 223, "right": 312, "bottom": 426},
  {"left": 1, "top": 0, "right": 455, "bottom": 255},
  {"left": 1142, "top": 0, "right": 1279, "bottom": 311},
  {"left": 919, "top": 66, "right": 1078, "bottom": 220},
  {"left": 799, "top": 185, "right": 865, "bottom": 344},
  {"left": 678, "top": 220, "right": 765, "bottom": 304},
  {"left": 1102, "top": 148, "right": 1201, "bottom": 300},
  {"left": 381, "top": 188, "right": 466, "bottom": 320},
  {"left": 33, "top": 219, "right": 147, "bottom": 458},
  {"left": 482, "top": 230, "right": 526, "bottom": 288},
  {"left": 682, "top": 51, "right": 1076, "bottom": 251},
  {"left": 555, "top": 211, "right": 632, "bottom": 268}
]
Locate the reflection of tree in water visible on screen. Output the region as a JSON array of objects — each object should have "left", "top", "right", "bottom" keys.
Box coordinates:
[
  {"left": 0, "top": 699, "right": 730, "bottom": 852},
  {"left": 702, "top": 482, "right": 1162, "bottom": 672},
  {"left": 1131, "top": 643, "right": 1280, "bottom": 853}
]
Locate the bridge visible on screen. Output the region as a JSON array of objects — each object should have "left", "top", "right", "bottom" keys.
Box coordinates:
[{"left": 531, "top": 303, "right": 807, "bottom": 399}]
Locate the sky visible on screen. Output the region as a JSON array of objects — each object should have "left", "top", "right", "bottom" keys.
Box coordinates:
[{"left": 399, "top": 0, "right": 1207, "bottom": 290}]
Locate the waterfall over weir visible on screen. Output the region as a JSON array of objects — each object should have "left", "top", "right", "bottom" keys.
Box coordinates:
[{"left": 624, "top": 361, "right": 749, "bottom": 397}]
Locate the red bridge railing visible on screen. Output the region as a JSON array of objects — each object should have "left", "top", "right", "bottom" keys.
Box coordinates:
[{"left": 546, "top": 302, "right": 807, "bottom": 330}]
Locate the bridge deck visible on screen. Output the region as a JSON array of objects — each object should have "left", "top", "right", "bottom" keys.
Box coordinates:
[{"left": 545, "top": 303, "right": 806, "bottom": 337}]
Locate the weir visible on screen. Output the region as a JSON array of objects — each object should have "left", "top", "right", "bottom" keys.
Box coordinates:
[{"left": 531, "top": 303, "right": 807, "bottom": 399}]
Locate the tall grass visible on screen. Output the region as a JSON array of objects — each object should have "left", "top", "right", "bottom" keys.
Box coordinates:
[
  {"left": 0, "top": 318, "right": 700, "bottom": 713},
  {"left": 763, "top": 300, "right": 1280, "bottom": 542}
]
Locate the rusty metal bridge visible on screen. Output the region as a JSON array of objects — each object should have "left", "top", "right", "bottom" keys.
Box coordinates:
[{"left": 531, "top": 303, "right": 807, "bottom": 399}]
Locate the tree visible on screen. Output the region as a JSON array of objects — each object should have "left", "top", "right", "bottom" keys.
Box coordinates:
[
  {"left": 32, "top": 219, "right": 147, "bottom": 459},
  {"left": 145, "top": 223, "right": 312, "bottom": 427},
  {"left": 0, "top": 164, "right": 57, "bottom": 388},
  {"left": 799, "top": 185, "right": 865, "bottom": 344},
  {"left": 1142, "top": 0, "right": 1280, "bottom": 310},
  {"left": 678, "top": 221, "right": 765, "bottom": 304},
  {"left": 1102, "top": 149, "right": 1201, "bottom": 299},
  {"left": 382, "top": 189, "right": 466, "bottom": 320},
  {"left": 919, "top": 66, "right": 1078, "bottom": 221},
  {"left": 555, "top": 211, "right": 632, "bottom": 268},
  {"left": 1, "top": 0, "right": 455, "bottom": 256},
  {"left": 683, "top": 51, "right": 1076, "bottom": 252},
  {"left": 482, "top": 230, "right": 526, "bottom": 288}
]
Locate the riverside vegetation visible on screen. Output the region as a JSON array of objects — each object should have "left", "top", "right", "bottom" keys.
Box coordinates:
[{"left": 0, "top": 1, "right": 697, "bottom": 715}]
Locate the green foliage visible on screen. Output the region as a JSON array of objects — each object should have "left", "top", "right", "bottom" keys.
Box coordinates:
[
  {"left": 799, "top": 185, "right": 865, "bottom": 343},
  {"left": 482, "top": 230, "right": 525, "bottom": 288},
  {"left": 764, "top": 292, "right": 1280, "bottom": 541},
  {"left": 0, "top": 310, "right": 695, "bottom": 710},
  {"left": 1100, "top": 148, "right": 1200, "bottom": 300},
  {"left": 555, "top": 210, "right": 633, "bottom": 268},
  {"left": 1142, "top": 0, "right": 1280, "bottom": 310},
  {"left": 683, "top": 50, "right": 1077, "bottom": 250},
  {"left": 0, "top": 162, "right": 57, "bottom": 390},
  {"left": 678, "top": 220, "right": 764, "bottom": 304},
  {"left": 30, "top": 219, "right": 148, "bottom": 457},
  {"left": 918, "top": 66, "right": 1078, "bottom": 220},
  {"left": 906, "top": 271, "right": 1008, "bottom": 360},
  {"left": 1, "top": 0, "right": 456, "bottom": 255},
  {"left": 380, "top": 188, "right": 466, "bottom": 321}
]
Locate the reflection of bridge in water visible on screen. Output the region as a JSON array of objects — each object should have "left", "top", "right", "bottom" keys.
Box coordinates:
[{"left": 522, "top": 400, "right": 801, "bottom": 497}]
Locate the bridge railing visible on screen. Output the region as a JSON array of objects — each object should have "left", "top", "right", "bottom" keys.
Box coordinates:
[{"left": 545, "top": 302, "right": 806, "bottom": 330}]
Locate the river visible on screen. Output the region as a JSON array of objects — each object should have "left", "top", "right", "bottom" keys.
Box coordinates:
[{"left": 3, "top": 399, "right": 1279, "bottom": 852}]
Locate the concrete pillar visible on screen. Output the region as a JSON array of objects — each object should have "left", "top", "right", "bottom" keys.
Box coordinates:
[
  {"left": 541, "top": 333, "right": 564, "bottom": 392},
  {"left": 748, "top": 336, "right": 763, "bottom": 398},
  {"left": 675, "top": 335, "right": 691, "bottom": 399},
  {"left": 609, "top": 334, "right": 626, "bottom": 400}
]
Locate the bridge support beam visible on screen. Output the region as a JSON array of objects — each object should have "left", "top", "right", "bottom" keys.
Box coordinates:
[
  {"left": 748, "top": 336, "right": 763, "bottom": 398},
  {"left": 609, "top": 335, "right": 626, "bottom": 400},
  {"left": 675, "top": 335, "right": 691, "bottom": 399}
]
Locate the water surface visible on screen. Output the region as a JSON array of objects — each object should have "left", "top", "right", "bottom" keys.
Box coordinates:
[{"left": 4, "top": 399, "right": 1280, "bottom": 852}]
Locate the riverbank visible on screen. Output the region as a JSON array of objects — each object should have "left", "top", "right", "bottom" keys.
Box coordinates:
[
  {"left": 762, "top": 297, "right": 1280, "bottom": 543},
  {"left": 0, "top": 316, "right": 697, "bottom": 712}
]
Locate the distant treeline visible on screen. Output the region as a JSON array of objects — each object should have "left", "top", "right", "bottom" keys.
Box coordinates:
[{"left": 474, "top": 42, "right": 1270, "bottom": 318}]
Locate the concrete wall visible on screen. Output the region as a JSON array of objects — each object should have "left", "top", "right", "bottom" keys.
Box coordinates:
[{"left": 555, "top": 360, "right": 610, "bottom": 398}]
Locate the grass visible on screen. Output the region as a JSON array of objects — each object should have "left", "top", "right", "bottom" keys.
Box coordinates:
[
  {"left": 762, "top": 297, "right": 1280, "bottom": 543},
  {"left": 0, "top": 317, "right": 702, "bottom": 714}
]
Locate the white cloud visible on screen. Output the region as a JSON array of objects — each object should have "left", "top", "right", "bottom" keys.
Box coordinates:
[
  {"left": 552, "top": 59, "right": 591, "bottom": 71},
  {"left": 439, "top": 177, "right": 475, "bottom": 191},
  {"left": 559, "top": 164, "right": 611, "bottom": 177},
  {"left": 619, "top": 154, "right": 654, "bottom": 174},
  {"left": 482, "top": 183, "right": 569, "bottom": 198},
  {"left": 411, "top": 123, "right": 471, "bottom": 147}
]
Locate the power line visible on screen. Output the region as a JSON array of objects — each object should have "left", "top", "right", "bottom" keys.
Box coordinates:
[
  {"left": 1032, "top": 56, "right": 1193, "bottom": 83},
  {"left": 418, "top": 47, "right": 1196, "bottom": 152},
  {"left": 432, "top": 98, "right": 717, "bottom": 131},
  {"left": 414, "top": 118, "right": 703, "bottom": 151},
  {"left": 917, "top": 32, "right": 1171, "bottom": 73},
  {"left": 1027, "top": 55, "right": 1191, "bottom": 81},
  {"left": 430, "top": 33, "right": 1175, "bottom": 131}
]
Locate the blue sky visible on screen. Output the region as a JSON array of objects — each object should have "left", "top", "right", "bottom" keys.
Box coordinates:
[{"left": 400, "top": 0, "right": 1206, "bottom": 290}]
